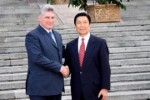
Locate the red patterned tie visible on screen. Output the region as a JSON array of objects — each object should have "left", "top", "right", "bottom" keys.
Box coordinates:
[{"left": 79, "top": 38, "right": 85, "bottom": 67}]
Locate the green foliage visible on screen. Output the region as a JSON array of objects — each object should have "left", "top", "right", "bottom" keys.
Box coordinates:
[
  {"left": 68, "top": 0, "right": 126, "bottom": 10},
  {"left": 47, "top": 0, "right": 52, "bottom": 4},
  {"left": 68, "top": 0, "right": 87, "bottom": 10}
]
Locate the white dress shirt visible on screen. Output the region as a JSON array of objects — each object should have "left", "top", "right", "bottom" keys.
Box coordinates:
[{"left": 78, "top": 32, "right": 90, "bottom": 52}]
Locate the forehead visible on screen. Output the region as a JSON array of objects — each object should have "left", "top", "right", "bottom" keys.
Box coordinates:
[
  {"left": 76, "top": 16, "right": 88, "bottom": 21},
  {"left": 42, "top": 11, "right": 55, "bottom": 16}
]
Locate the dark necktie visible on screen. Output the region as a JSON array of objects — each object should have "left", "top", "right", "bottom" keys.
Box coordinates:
[{"left": 79, "top": 38, "right": 85, "bottom": 67}]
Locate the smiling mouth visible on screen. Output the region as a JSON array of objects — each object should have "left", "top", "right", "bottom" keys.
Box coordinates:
[{"left": 80, "top": 29, "right": 85, "bottom": 31}]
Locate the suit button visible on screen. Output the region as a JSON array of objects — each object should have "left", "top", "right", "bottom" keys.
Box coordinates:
[{"left": 80, "top": 72, "right": 82, "bottom": 74}]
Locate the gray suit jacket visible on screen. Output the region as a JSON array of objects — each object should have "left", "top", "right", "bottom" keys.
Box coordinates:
[{"left": 25, "top": 25, "right": 64, "bottom": 96}]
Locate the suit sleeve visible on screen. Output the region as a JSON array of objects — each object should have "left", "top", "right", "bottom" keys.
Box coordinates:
[
  {"left": 100, "top": 39, "right": 111, "bottom": 90},
  {"left": 64, "top": 44, "right": 71, "bottom": 71},
  {"left": 25, "top": 33, "right": 62, "bottom": 73}
]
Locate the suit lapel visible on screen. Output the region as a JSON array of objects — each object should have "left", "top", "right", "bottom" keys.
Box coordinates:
[
  {"left": 47, "top": 33, "right": 58, "bottom": 48},
  {"left": 73, "top": 36, "right": 96, "bottom": 70},
  {"left": 72, "top": 38, "right": 81, "bottom": 68},
  {"left": 82, "top": 35, "right": 96, "bottom": 68},
  {"left": 52, "top": 30, "right": 60, "bottom": 49},
  {"left": 37, "top": 25, "right": 58, "bottom": 48}
]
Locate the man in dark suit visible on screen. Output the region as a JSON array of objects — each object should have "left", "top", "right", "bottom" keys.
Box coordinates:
[
  {"left": 25, "top": 4, "right": 69, "bottom": 100},
  {"left": 64, "top": 12, "right": 111, "bottom": 100}
]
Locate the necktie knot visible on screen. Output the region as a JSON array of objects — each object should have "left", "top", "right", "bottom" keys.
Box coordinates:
[
  {"left": 82, "top": 38, "right": 84, "bottom": 41},
  {"left": 48, "top": 32, "right": 52, "bottom": 37},
  {"left": 48, "top": 32, "right": 52, "bottom": 36}
]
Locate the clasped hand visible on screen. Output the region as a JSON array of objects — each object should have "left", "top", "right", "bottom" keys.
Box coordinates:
[{"left": 60, "top": 65, "right": 69, "bottom": 78}]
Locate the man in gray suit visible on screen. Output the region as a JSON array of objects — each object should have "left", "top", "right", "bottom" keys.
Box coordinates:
[{"left": 25, "top": 4, "right": 69, "bottom": 100}]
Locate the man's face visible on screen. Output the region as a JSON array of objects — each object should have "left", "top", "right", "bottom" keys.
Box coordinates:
[
  {"left": 75, "top": 16, "right": 90, "bottom": 36},
  {"left": 38, "top": 11, "right": 55, "bottom": 30}
]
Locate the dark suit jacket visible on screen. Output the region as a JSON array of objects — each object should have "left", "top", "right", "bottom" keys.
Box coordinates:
[
  {"left": 25, "top": 25, "right": 64, "bottom": 96},
  {"left": 65, "top": 34, "right": 111, "bottom": 100}
]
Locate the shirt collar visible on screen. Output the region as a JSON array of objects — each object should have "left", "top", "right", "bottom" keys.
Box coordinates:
[
  {"left": 78, "top": 32, "right": 90, "bottom": 41},
  {"left": 40, "top": 24, "right": 52, "bottom": 33}
]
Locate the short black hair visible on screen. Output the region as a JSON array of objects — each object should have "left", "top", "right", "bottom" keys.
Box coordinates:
[{"left": 74, "top": 12, "right": 91, "bottom": 25}]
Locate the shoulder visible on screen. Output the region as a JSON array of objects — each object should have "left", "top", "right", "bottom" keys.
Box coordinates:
[
  {"left": 91, "top": 35, "right": 109, "bottom": 52},
  {"left": 26, "top": 27, "right": 40, "bottom": 41},
  {"left": 91, "top": 35, "right": 106, "bottom": 43},
  {"left": 26, "top": 30, "right": 37, "bottom": 38},
  {"left": 67, "top": 38, "right": 78, "bottom": 46},
  {"left": 90, "top": 35, "right": 108, "bottom": 50}
]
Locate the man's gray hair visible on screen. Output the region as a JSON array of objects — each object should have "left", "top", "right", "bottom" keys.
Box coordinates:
[{"left": 40, "top": 4, "right": 54, "bottom": 15}]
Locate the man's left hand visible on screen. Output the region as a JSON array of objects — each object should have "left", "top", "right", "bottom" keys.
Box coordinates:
[{"left": 98, "top": 89, "right": 108, "bottom": 100}]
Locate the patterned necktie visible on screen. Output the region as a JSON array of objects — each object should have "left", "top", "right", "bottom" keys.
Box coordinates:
[{"left": 79, "top": 38, "right": 85, "bottom": 67}]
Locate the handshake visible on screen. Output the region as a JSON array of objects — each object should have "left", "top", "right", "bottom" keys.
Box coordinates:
[{"left": 60, "top": 65, "right": 70, "bottom": 78}]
